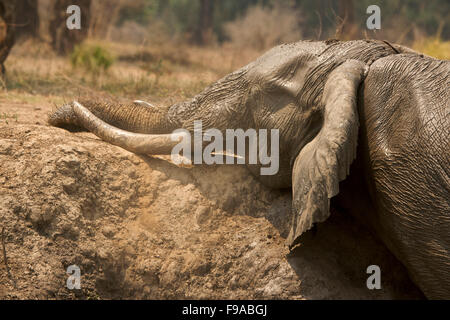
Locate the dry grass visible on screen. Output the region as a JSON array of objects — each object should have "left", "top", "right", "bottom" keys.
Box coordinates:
[
  {"left": 413, "top": 37, "right": 450, "bottom": 60},
  {"left": 1, "top": 38, "right": 262, "bottom": 106}
]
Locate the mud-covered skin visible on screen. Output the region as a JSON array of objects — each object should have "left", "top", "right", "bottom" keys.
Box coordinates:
[
  {"left": 353, "top": 55, "right": 449, "bottom": 299},
  {"left": 49, "top": 40, "right": 450, "bottom": 299}
]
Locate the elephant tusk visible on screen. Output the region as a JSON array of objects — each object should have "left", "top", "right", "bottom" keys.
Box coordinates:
[
  {"left": 72, "top": 101, "right": 188, "bottom": 155},
  {"left": 133, "top": 100, "right": 155, "bottom": 108}
]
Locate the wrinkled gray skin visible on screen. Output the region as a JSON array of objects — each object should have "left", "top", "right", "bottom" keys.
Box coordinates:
[{"left": 49, "top": 40, "right": 450, "bottom": 299}]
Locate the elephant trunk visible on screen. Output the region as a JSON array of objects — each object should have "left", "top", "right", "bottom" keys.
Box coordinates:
[
  {"left": 48, "top": 99, "right": 179, "bottom": 134},
  {"left": 69, "top": 101, "right": 188, "bottom": 155}
]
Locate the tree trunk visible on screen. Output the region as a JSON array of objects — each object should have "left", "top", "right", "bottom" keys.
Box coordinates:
[
  {"left": 0, "top": 0, "right": 15, "bottom": 75},
  {"left": 195, "top": 0, "right": 215, "bottom": 45},
  {"left": 14, "top": 0, "right": 39, "bottom": 38},
  {"left": 87, "top": 0, "right": 124, "bottom": 40}
]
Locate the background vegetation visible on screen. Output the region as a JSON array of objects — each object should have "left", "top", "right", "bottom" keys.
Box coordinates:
[{"left": 0, "top": 0, "right": 448, "bottom": 104}]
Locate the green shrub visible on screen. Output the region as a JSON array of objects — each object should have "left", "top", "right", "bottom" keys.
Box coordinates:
[{"left": 70, "top": 43, "right": 115, "bottom": 74}]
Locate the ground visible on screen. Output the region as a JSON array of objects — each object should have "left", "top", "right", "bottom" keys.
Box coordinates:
[
  {"left": 0, "top": 94, "right": 424, "bottom": 299},
  {"left": 0, "top": 40, "right": 424, "bottom": 299}
]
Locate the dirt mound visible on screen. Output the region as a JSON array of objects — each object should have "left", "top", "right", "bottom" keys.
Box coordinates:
[{"left": 0, "top": 104, "right": 423, "bottom": 299}]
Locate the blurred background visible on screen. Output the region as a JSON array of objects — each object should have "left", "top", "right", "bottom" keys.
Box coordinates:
[{"left": 0, "top": 0, "right": 449, "bottom": 103}]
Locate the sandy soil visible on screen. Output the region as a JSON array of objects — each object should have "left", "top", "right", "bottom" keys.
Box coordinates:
[{"left": 0, "top": 94, "right": 424, "bottom": 299}]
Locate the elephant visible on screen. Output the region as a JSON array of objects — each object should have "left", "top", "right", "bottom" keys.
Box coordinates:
[{"left": 48, "top": 39, "right": 449, "bottom": 299}]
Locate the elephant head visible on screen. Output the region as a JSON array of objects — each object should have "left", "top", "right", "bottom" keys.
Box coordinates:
[{"left": 49, "top": 40, "right": 404, "bottom": 248}]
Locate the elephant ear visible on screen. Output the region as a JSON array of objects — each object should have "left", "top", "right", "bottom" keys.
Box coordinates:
[{"left": 286, "top": 60, "right": 368, "bottom": 247}]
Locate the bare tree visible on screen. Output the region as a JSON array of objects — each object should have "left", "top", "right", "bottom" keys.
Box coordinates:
[
  {"left": 14, "top": 0, "right": 39, "bottom": 38},
  {"left": 0, "top": 0, "right": 15, "bottom": 75},
  {"left": 88, "top": 0, "right": 124, "bottom": 40},
  {"left": 195, "top": 0, "right": 215, "bottom": 45}
]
